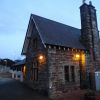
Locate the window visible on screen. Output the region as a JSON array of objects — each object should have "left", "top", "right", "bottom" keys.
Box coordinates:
[
  {"left": 33, "top": 38, "right": 37, "bottom": 49},
  {"left": 64, "top": 66, "right": 69, "bottom": 82},
  {"left": 33, "top": 59, "right": 38, "bottom": 68},
  {"left": 71, "top": 66, "right": 75, "bottom": 82},
  {"left": 64, "top": 65, "right": 75, "bottom": 83},
  {"left": 31, "top": 68, "right": 38, "bottom": 81},
  {"left": 30, "top": 58, "right": 38, "bottom": 81}
]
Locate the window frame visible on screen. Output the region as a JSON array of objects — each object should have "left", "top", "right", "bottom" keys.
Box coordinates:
[
  {"left": 64, "top": 65, "right": 75, "bottom": 83},
  {"left": 70, "top": 66, "right": 75, "bottom": 82},
  {"left": 64, "top": 65, "right": 69, "bottom": 82}
]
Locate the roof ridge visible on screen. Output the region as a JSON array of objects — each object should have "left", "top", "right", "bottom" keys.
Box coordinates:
[
  {"left": 31, "top": 14, "right": 80, "bottom": 30},
  {"left": 31, "top": 14, "right": 46, "bottom": 48}
]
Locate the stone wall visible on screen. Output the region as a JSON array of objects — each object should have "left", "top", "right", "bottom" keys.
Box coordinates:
[
  {"left": 23, "top": 22, "right": 49, "bottom": 94},
  {"left": 80, "top": 3, "right": 100, "bottom": 89},
  {"left": 80, "top": 3, "right": 100, "bottom": 71},
  {"left": 47, "top": 47, "right": 84, "bottom": 99},
  {"left": 25, "top": 49, "right": 49, "bottom": 95}
]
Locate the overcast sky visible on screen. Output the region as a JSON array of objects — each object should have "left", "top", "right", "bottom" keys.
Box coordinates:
[{"left": 0, "top": 0, "right": 100, "bottom": 60}]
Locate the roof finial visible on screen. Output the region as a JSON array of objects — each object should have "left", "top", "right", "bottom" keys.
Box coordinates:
[
  {"left": 89, "top": 1, "right": 92, "bottom": 5},
  {"left": 83, "top": 0, "right": 86, "bottom": 4}
]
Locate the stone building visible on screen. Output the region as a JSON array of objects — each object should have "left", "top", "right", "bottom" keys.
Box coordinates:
[{"left": 21, "top": 2, "right": 100, "bottom": 99}]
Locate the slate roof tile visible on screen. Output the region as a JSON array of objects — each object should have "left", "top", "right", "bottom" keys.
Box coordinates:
[{"left": 32, "top": 14, "right": 85, "bottom": 49}]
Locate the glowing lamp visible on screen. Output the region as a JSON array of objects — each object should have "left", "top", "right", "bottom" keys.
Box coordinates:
[
  {"left": 73, "top": 54, "right": 80, "bottom": 61},
  {"left": 75, "top": 54, "right": 80, "bottom": 59},
  {"left": 39, "top": 55, "right": 44, "bottom": 60},
  {"left": 38, "top": 54, "right": 46, "bottom": 64}
]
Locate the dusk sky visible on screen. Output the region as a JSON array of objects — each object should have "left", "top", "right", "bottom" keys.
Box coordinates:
[{"left": 0, "top": 0, "right": 100, "bottom": 60}]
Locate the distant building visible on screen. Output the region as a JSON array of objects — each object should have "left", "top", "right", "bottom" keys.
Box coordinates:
[
  {"left": 12, "top": 59, "right": 25, "bottom": 71},
  {"left": 0, "top": 59, "right": 14, "bottom": 73},
  {"left": 22, "top": 2, "right": 100, "bottom": 99},
  {"left": 11, "top": 59, "right": 26, "bottom": 81}
]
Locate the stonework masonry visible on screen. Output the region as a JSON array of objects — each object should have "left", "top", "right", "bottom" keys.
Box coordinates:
[
  {"left": 80, "top": 2, "right": 100, "bottom": 89},
  {"left": 47, "top": 48, "right": 83, "bottom": 99},
  {"left": 80, "top": 3, "right": 100, "bottom": 71},
  {"left": 22, "top": 2, "right": 100, "bottom": 100}
]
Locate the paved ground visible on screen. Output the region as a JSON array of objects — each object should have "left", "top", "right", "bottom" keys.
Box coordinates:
[
  {"left": 61, "top": 88, "right": 100, "bottom": 100},
  {"left": 0, "top": 72, "right": 100, "bottom": 100},
  {"left": 0, "top": 78, "right": 50, "bottom": 100},
  {"left": 0, "top": 72, "right": 12, "bottom": 78}
]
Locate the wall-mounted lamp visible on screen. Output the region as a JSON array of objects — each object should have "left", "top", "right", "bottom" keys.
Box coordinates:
[
  {"left": 38, "top": 54, "right": 46, "bottom": 64},
  {"left": 75, "top": 54, "right": 80, "bottom": 60},
  {"left": 73, "top": 53, "right": 80, "bottom": 61},
  {"left": 39, "top": 55, "right": 44, "bottom": 60}
]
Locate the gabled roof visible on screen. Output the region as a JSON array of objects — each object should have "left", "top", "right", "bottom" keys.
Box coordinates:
[
  {"left": 22, "top": 14, "right": 85, "bottom": 54},
  {"left": 14, "top": 59, "right": 25, "bottom": 66}
]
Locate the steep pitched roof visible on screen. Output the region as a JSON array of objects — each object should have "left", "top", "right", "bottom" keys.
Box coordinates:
[{"left": 22, "top": 14, "right": 85, "bottom": 54}]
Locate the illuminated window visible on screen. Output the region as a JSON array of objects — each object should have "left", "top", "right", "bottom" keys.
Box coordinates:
[{"left": 23, "top": 65, "right": 26, "bottom": 79}]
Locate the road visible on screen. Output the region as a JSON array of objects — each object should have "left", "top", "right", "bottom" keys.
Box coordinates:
[
  {"left": 0, "top": 72, "right": 100, "bottom": 100},
  {"left": 0, "top": 76, "right": 50, "bottom": 100}
]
